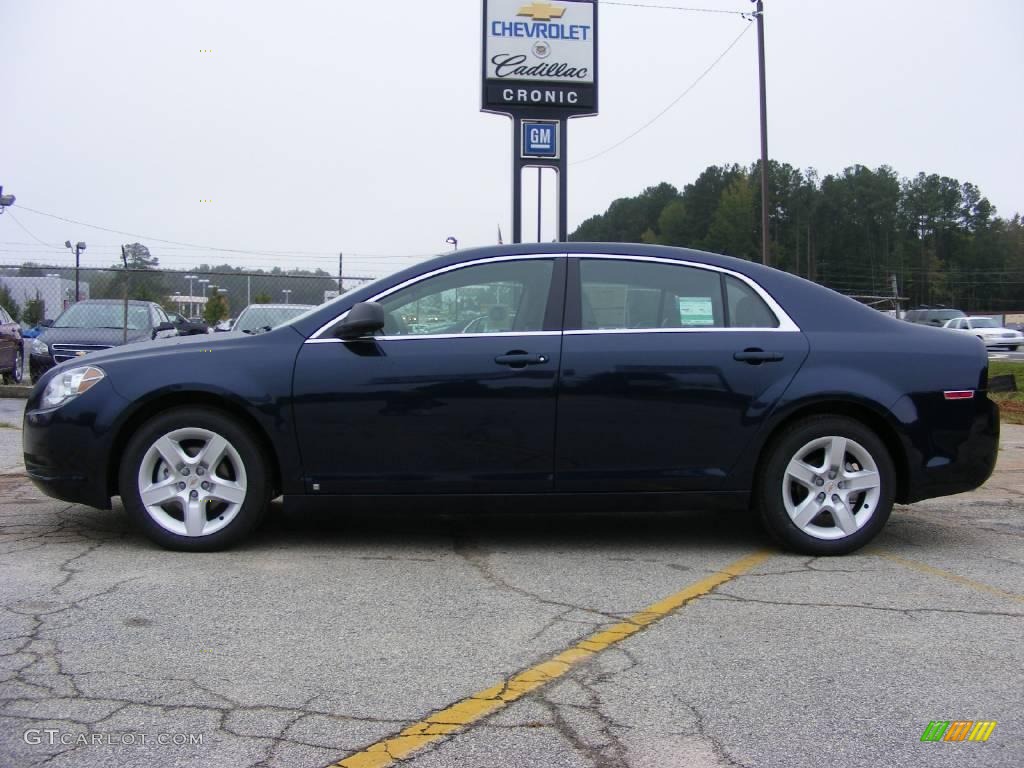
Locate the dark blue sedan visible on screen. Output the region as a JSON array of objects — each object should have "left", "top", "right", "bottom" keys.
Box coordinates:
[{"left": 22, "top": 244, "right": 998, "bottom": 554}]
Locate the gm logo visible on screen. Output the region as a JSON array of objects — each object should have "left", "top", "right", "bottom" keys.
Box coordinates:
[
  {"left": 522, "top": 121, "right": 559, "bottom": 159},
  {"left": 920, "top": 720, "right": 997, "bottom": 742}
]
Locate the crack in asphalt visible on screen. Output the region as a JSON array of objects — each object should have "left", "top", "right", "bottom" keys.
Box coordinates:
[
  {"left": 451, "top": 536, "right": 629, "bottom": 624},
  {"left": 706, "top": 591, "right": 1024, "bottom": 619}
]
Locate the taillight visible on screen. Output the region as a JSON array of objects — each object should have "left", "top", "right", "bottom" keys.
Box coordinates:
[{"left": 944, "top": 391, "right": 975, "bottom": 401}]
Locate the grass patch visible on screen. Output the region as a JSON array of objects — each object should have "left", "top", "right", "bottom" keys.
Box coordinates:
[{"left": 988, "top": 359, "right": 1024, "bottom": 424}]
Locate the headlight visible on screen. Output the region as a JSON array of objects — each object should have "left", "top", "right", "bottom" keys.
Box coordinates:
[
  {"left": 31, "top": 339, "right": 49, "bottom": 356},
  {"left": 41, "top": 366, "right": 106, "bottom": 409}
]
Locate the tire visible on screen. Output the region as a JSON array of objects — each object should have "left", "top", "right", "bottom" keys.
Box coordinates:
[
  {"left": 119, "top": 407, "right": 270, "bottom": 551},
  {"left": 756, "top": 415, "right": 895, "bottom": 555},
  {"left": 2, "top": 347, "right": 23, "bottom": 384}
]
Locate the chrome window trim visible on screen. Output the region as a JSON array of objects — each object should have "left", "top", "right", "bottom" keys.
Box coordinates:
[
  {"left": 306, "top": 330, "right": 561, "bottom": 344},
  {"left": 304, "top": 251, "right": 799, "bottom": 344},
  {"left": 565, "top": 327, "right": 795, "bottom": 336},
  {"left": 307, "top": 254, "right": 561, "bottom": 342},
  {"left": 575, "top": 253, "right": 800, "bottom": 333}
]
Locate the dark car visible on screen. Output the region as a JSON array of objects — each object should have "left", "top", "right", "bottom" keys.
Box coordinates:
[
  {"left": 167, "top": 312, "right": 208, "bottom": 336},
  {"left": 0, "top": 305, "right": 24, "bottom": 383},
  {"left": 29, "top": 300, "right": 178, "bottom": 381},
  {"left": 23, "top": 244, "right": 998, "bottom": 554},
  {"left": 904, "top": 307, "right": 966, "bottom": 327}
]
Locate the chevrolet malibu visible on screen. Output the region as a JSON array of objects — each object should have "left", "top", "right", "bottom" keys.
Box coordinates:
[{"left": 23, "top": 244, "right": 998, "bottom": 554}]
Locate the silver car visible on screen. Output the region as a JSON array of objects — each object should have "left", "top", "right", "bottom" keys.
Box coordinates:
[{"left": 943, "top": 316, "right": 1023, "bottom": 350}]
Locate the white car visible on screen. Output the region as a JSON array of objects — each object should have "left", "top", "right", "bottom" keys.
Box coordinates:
[{"left": 943, "top": 316, "right": 1023, "bottom": 350}]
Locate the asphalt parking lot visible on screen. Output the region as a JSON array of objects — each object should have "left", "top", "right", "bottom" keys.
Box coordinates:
[{"left": 0, "top": 398, "right": 1021, "bottom": 768}]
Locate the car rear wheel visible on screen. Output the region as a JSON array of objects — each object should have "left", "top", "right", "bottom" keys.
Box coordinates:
[
  {"left": 757, "top": 416, "right": 895, "bottom": 555},
  {"left": 119, "top": 407, "right": 269, "bottom": 551}
]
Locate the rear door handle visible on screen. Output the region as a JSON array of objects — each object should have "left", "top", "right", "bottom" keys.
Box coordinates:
[
  {"left": 494, "top": 351, "right": 549, "bottom": 368},
  {"left": 734, "top": 349, "right": 784, "bottom": 364}
]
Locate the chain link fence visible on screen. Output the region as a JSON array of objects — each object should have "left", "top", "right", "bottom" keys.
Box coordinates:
[
  {"left": 1, "top": 263, "right": 1021, "bottom": 386},
  {"left": 0, "top": 265, "right": 377, "bottom": 384}
]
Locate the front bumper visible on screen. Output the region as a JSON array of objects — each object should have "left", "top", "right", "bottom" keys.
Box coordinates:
[
  {"left": 22, "top": 381, "right": 131, "bottom": 510},
  {"left": 982, "top": 337, "right": 1022, "bottom": 349}
]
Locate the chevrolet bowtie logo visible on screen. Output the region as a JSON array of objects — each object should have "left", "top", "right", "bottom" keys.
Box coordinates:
[{"left": 517, "top": 2, "right": 566, "bottom": 21}]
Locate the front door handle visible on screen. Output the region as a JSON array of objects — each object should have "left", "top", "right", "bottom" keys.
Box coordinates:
[
  {"left": 734, "top": 349, "right": 784, "bottom": 364},
  {"left": 494, "top": 351, "right": 549, "bottom": 368}
]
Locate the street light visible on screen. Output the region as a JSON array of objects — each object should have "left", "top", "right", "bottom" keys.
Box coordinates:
[
  {"left": 64, "top": 240, "right": 86, "bottom": 302},
  {"left": 282, "top": 289, "right": 292, "bottom": 304},
  {"left": 0, "top": 186, "right": 15, "bottom": 213},
  {"left": 184, "top": 274, "right": 197, "bottom": 316},
  {"left": 445, "top": 236, "right": 458, "bottom": 250}
]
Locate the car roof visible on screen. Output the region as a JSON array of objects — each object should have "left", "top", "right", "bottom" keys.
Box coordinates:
[
  {"left": 64, "top": 299, "right": 156, "bottom": 306},
  {"left": 289, "top": 242, "right": 897, "bottom": 336},
  {"left": 239, "top": 303, "right": 314, "bottom": 311}
]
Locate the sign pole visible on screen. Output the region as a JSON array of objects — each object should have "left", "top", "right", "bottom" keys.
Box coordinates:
[{"left": 558, "top": 117, "right": 568, "bottom": 241}]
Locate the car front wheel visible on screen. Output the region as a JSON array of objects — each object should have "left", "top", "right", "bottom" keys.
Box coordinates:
[
  {"left": 119, "top": 407, "right": 269, "bottom": 551},
  {"left": 3, "top": 347, "right": 23, "bottom": 384},
  {"left": 757, "top": 416, "right": 895, "bottom": 555}
]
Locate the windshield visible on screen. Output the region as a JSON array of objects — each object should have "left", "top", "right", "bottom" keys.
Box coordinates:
[
  {"left": 234, "top": 305, "right": 312, "bottom": 333},
  {"left": 971, "top": 318, "right": 999, "bottom": 329},
  {"left": 53, "top": 304, "right": 149, "bottom": 330}
]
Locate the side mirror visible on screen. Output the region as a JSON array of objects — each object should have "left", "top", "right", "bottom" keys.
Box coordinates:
[
  {"left": 154, "top": 321, "right": 175, "bottom": 336},
  {"left": 335, "top": 302, "right": 386, "bottom": 340}
]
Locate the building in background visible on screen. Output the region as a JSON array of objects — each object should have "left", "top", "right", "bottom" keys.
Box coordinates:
[{"left": 0, "top": 276, "right": 90, "bottom": 321}]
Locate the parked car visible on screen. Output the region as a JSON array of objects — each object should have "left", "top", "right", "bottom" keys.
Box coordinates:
[
  {"left": 942, "top": 316, "right": 1023, "bottom": 351},
  {"left": 167, "top": 312, "right": 208, "bottom": 336},
  {"left": 29, "top": 299, "right": 178, "bottom": 381},
  {"left": 23, "top": 244, "right": 998, "bottom": 554},
  {"left": 232, "top": 303, "right": 314, "bottom": 334},
  {"left": 0, "top": 305, "right": 24, "bottom": 384},
  {"left": 904, "top": 307, "right": 966, "bottom": 326}
]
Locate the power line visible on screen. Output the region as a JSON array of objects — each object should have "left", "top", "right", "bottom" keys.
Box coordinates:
[
  {"left": 601, "top": 1, "right": 750, "bottom": 15},
  {"left": 9, "top": 204, "right": 425, "bottom": 260},
  {"left": 573, "top": 21, "right": 753, "bottom": 166},
  {"left": 2, "top": 211, "right": 55, "bottom": 247}
]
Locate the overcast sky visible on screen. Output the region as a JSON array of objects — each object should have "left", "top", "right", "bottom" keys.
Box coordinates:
[{"left": 2, "top": 0, "right": 1021, "bottom": 278}]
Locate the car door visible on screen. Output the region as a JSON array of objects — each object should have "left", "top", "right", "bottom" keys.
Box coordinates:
[
  {"left": 292, "top": 255, "right": 566, "bottom": 494},
  {"left": 554, "top": 255, "right": 809, "bottom": 493}
]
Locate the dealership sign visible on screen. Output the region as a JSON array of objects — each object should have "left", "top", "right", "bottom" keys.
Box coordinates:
[{"left": 482, "top": 0, "right": 598, "bottom": 115}]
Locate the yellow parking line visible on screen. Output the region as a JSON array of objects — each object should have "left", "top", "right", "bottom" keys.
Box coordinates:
[
  {"left": 876, "top": 553, "right": 1024, "bottom": 604},
  {"left": 328, "top": 550, "right": 772, "bottom": 768}
]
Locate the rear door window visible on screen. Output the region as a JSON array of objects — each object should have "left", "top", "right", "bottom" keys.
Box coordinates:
[{"left": 579, "top": 259, "right": 724, "bottom": 330}]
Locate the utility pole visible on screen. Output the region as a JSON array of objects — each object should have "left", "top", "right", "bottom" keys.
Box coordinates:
[
  {"left": 753, "top": 0, "right": 770, "bottom": 266},
  {"left": 121, "top": 245, "right": 129, "bottom": 345},
  {"left": 338, "top": 252, "right": 343, "bottom": 293}
]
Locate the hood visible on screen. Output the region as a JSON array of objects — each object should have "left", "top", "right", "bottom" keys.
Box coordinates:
[
  {"left": 71, "top": 324, "right": 305, "bottom": 367},
  {"left": 37, "top": 326, "right": 153, "bottom": 347}
]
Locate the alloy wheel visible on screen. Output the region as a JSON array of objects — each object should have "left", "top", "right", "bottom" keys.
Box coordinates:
[
  {"left": 781, "top": 435, "right": 881, "bottom": 541},
  {"left": 137, "top": 427, "right": 248, "bottom": 537}
]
